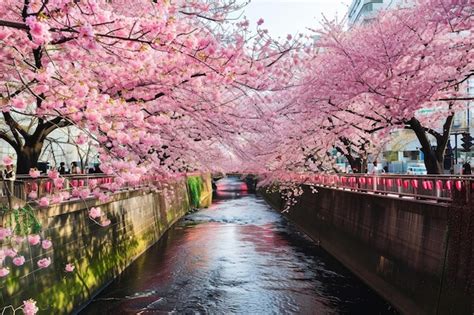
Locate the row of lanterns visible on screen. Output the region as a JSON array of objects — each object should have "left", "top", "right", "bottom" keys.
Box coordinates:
[{"left": 310, "top": 175, "right": 471, "bottom": 192}]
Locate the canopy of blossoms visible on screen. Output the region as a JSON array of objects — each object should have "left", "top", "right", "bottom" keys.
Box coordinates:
[
  {"left": 0, "top": 0, "right": 300, "bottom": 178},
  {"left": 243, "top": 0, "right": 473, "bottom": 177}
]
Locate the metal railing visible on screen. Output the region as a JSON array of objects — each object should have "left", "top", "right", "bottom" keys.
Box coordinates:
[
  {"left": 0, "top": 174, "right": 164, "bottom": 207},
  {"left": 289, "top": 173, "right": 474, "bottom": 203},
  {"left": 2, "top": 172, "right": 473, "bottom": 207}
]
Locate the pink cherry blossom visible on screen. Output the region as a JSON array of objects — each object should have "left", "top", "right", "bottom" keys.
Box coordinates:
[
  {"left": 29, "top": 168, "right": 41, "bottom": 178},
  {"left": 25, "top": 16, "right": 52, "bottom": 46},
  {"left": 76, "top": 134, "right": 88, "bottom": 145},
  {"left": 78, "top": 23, "right": 95, "bottom": 38},
  {"left": 0, "top": 227, "right": 12, "bottom": 240},
  {"left": 53, "top": 177, "right": 65, "bottom": 189},
  {"left": 28, "top": 234, "right": 41, "bottom": 246},
  {"left": 11, "top": 97, "right": 27, "bottom": 110},
  {"left": 2, "top": 155, "right": 13, "bottom": 166},
  {"left": 13, "top": 255, "right": 25, "bottom": 266},
  {"left": 98, "top": 193, "right": 110, "bottom": 203},
  {"left": 41, "top": 239, "right": 53, "bottom": 250},
  {"left": 14, "top": 236, "right": 25, "bottom": 244},
  {"left": 0, "top": 267, "right": 9, "bottom": 277},
  {"left": 79, "top": 189, "right": 91, "bottom": 199},
  {"left": 23, "top": 299, "right": 39, "bottom": 315},
  {"left": 28, "top": 191, "right": 38, "bottom": 200},
  {"left": 0, "top": 29, "right": 10, "bottom": 41},
  {"left": 51, "top": 195, "right": 64, "bottom": 204},
  {"left": 257, "top": 18, "right": 264, "bottom": 26},
  {"left": 65, "top": 263, "right": 75, "bottom": 272},
  {"left": 5, "top": 248, "right": 17, "bottom": 257},
  {"left": 89, "top": 207, "right": 102, "bottom": 219},
  {"left": 101, "top": 219, "right": 111, "bottom": 227},
  {"left": 38, "top": 197, "right": 49, "bottom": 207},
  {"left": 37, "top": 257, "right": 51, "bottom": 269},
  {"left": 47, "top": 170, "right": 59, "bottom": 179}
]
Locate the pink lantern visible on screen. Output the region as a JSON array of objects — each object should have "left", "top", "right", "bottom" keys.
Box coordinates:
[
  {"left": 411, "top": 179, "right": 419, "bottom": 189},
  {"left": 422, "top": 181, "right": 428, "bottom": 190},
  {"left": 455, "top": 180, "right": 462, "bottom": 191},
  {"left": 403, "top": 180, "right": 409, "bottom": 189},
  {"left": 387, "top": 179, "right": 393, "bottom": 188},
  {"left": 397, "top": 179, "right": 402, "bottom": 187},
  {"left": 44, "top": 181, "right": 52, "bottom": 193},
  {"left": 446, "top": 180, "right": 452, "bottom": 190},
  {"left": 436, "top": 180, "right": 443, "bottom": 190}
]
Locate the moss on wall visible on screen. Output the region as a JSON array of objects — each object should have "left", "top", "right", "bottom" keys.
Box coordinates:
[
  {"left": 186, "top": 174, "right": 212, "bottom": 208},
  {"left": 187, "top": 176, "right": 203, "bottom": 208}
]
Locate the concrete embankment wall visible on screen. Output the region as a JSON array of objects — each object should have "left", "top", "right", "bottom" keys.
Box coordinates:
[
  {"left": 262, "top": 186, "right": 473, "bottom": 315},
  {"left": 0, "top": 174, "right": 212, "bottom": 314}
]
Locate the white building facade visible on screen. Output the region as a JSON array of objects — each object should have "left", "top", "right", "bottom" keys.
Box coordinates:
[{"left": 348, "top": 0, "right": 414, "bottom": 26}]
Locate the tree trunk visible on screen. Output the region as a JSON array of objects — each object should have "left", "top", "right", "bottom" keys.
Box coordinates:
[
  {"left": 336, "top": 145, "right": 363, "bottom": 173},
  {"left": 408, "top": 116, "right": 453, "bottom": 175},
  {"left": 16, "top": 142, "right": 44, "bottom": 174},
  {"left": 421, "top": 150, "right": 444, "bottom": 174}
]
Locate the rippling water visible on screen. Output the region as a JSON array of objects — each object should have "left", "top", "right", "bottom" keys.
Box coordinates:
[{"left": 80, "top": 193, "right": 397, "bottom": 314}]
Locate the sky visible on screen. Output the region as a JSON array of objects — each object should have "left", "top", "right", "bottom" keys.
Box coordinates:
[{"left": 241, "top": 0, "right": 353, "bottom": 39}]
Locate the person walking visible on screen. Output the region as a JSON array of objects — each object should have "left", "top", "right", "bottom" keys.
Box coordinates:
[
  {"left": 70, "top": 162, "right": 81, "bottom": 174},
  {"left": 58, "top": 162, "right": 67, "bottom": 174},
  {"left": 2, "top": 161, "right": 15, "bottom": 199},
  {"left": 462, "top": 161, "right": 472, "bottom": 175},
  {"left": 3, "top": 164, "right": 15, "bottom": 180}
]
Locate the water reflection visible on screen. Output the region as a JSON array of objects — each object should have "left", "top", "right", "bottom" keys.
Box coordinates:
[{"left": 81, "top": 194, "right": 396, "bottom": 314}]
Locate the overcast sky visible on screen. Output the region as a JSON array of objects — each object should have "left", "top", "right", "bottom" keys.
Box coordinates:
[{"left": 241, "top": 0, "right": 353, "bottom": 39}]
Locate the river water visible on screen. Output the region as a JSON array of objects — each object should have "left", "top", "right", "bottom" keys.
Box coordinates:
[{"left": 81, "top": 192, "right": 397, "bottom": 314}]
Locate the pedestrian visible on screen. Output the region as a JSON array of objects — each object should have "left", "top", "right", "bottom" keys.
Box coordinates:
[
  {"left": 369, "top": 161, "right": 379, "bottom": 174},
  {"left": 462, "top": 160, "right": 472, "bottom": 175},
  {"left": 70, "top": 162, "right": 80, "bottom": 174},
  {"left": 58, "top": 162, "right": 67, "bottom": 174},
  {"left": 3, "top": 164, "right": 15, "bottom": 180},
  {"left": 2, "top": 160, "right": 15, "bottom": 198}
]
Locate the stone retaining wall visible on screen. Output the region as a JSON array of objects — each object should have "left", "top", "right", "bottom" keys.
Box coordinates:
[
  {"left": 0, "top": 174, "right": 211, "bottom": 314},
  {"left": 262, "top": 186, "right": 473, "bottom": 315}
]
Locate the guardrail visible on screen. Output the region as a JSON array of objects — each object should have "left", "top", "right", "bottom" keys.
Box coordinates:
[
  {"left": 2, "top": 173, "right": 473, "bottom": 207},
  {"left": 0, "top": 173, "right": 164, "bottom": 208},
  {"left": 284, "top": 173, "right": 474, "bottom": 204}
]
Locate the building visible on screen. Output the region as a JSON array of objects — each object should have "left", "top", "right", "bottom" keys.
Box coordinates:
[{"left": 348, "top": 0, "right": 414, "bottom": 26}]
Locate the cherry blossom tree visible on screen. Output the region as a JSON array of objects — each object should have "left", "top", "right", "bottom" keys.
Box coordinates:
[
  {"left": 259, "top": 0, "right": 473, "bottom": 175},
  {"left": 0, "top": 0, "right": 298, "bottom": 176}
]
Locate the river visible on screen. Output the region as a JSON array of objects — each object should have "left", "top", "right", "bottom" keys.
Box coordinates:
[{"left": 80, "top": 192, "right": 397, "bottom": 314}]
